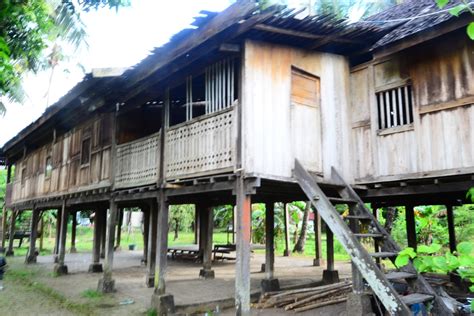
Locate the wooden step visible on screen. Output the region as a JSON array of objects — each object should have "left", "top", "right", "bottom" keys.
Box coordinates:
[
  {"left": 354, "top": 233, "right": 385, "bottom": 239},
  {"left": 329, "top": 197, "right": 357, "bottom": 204},
  {"left": 401, "top": 293, "right": 433, "bottom": 305},
  {"left": 369, "top": 252, "right": 398, "bottom": 258},
  {"left": 385, "top": 271, "right": 417, "bottom": 280}
]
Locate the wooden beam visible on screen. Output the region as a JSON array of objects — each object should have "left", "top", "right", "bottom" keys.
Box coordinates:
[
  {"left": 155, "top": 190, "right": 170, "bottom": 295},
  {"left": 54, "top": 200, "right": 69, "bottom": 275},
  {"left": 143, "top": 205, "right": 150, "bottom": 264},
  {"left": 6, "top": 209, "right": 16, "bottom": 256},
  {"left": 70, "top": 211, "right": 77, "bottom": 253},
  {"left": 253, "top": 24, "right": 361, "bottom": 45}
]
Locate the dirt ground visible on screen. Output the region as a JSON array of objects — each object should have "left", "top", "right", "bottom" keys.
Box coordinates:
[{"left": 1, "top": 250, "right": 352, "bottom": 315}]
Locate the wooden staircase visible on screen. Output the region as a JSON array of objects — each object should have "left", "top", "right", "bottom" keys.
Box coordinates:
[{"left": 293, "top": 159, "right": 452, "bottom": 315}]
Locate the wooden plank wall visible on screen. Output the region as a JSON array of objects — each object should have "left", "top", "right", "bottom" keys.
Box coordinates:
[
  {"left": 10, "top": 113, "right": 114, "bottom": 203},
  {"left": 350, "top": 31, "right": 474, "bottom": 182},
  {"left": 243, "top": 40, "right": 352, "bottom": 180}
]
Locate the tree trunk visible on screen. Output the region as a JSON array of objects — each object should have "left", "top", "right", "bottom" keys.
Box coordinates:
[
  {"left": 293, "top": 202, "right": 311, "bottom": 253},
  {"left": 383, "top": 207, "right": 398, "bottom": 235}
]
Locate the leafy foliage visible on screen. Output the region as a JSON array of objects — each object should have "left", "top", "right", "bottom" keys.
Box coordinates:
[{"left": 435, "top": 0, "right": 474, "bottom": 40}]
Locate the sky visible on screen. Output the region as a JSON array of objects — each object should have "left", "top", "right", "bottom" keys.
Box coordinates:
[{"left": 0, "top": 0, "right": 232, "bottom": 146}]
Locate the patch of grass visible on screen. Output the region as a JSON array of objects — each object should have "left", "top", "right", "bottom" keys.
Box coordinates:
[
  {"left": 81, "top": 289, "right": 103, "bottom": 299},
  {"left": 146, "top": 308, "right": 157, "bottom": 316}
]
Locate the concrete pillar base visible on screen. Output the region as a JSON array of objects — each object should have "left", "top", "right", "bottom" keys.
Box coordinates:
[
  {"left": 146, "top": 274, "right": 155, "bottom": 288},
  {"left": 323, "top": 269, "right": 339, "bottom": 284},
  {"left": 199, "top": 269, "right": 215, "bottom": 279},
  {"left": 346, "top": 293, "right": 373, "bottom": 315},
  {"left": 88, "top": 263, "right": 103, "bottom": 273},
  {"left": 261, "top": 278, "right": 280, "bottom": 293},
  {"left": 5, "top": 250, "right": 14, "bottom": 257},
  {"left": 70, "top": 247, "right": 77, "bottom": 253},
  {"left": 283, "top": 250, "right": 290, "bottom": 257},
  {"left": 151, "top": 292, "right": 175, "bottom": 316},
  {"left": 313, "top": 258, "right": 323, "bottom": 266},
  {"left": 53, "top": 264, "right": 68, "bottom": 276},
  {"left": 97, "top": 278, "right": 115, "bottom": 293}
]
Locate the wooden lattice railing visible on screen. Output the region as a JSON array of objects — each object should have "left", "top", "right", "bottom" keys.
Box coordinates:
[
  {"left": 166, "top": 106, "right": 236, "bottom": 179},
  {"left": 115, "top": 132, "right": 160, "bottom": 188}
]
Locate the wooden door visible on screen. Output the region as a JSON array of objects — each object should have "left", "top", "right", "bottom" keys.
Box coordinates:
[{"left": 291, "top": 68, "right": 322, "bottom": 173}]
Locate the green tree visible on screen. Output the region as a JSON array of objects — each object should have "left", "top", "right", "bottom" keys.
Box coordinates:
[
  {"left": 0, "top": 0, "right": 130, "bottom": 114},
  {"left": 169, "top": 204, "right": 194, "bottom": 240}
]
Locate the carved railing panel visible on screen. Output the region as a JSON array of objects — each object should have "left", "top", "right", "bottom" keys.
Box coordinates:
[
  {"left": 166, "top": 107, "right": 235, "bottom": 179},
  {"left": 115, "top": 132, "right": 160, "bottom": 188}
]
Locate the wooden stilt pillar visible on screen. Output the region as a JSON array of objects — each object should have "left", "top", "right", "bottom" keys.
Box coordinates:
[
  {"left": 151, "top": 191, "right": 175, "bottom": 314},
  {"left": 115, "top": 208, "right": 123, "bottom": 250},
  {"left": 1, "top": 206, "right": 7, "bottom": 252},
  {"left": 235, "top": 177, "right": 252, "bottom": 315},
  {"left": 261, "top": 202, "right": 279, "bottom": 292},
  {"left": 372, "top": 204, "right": 381, "bottom": 265},
  {"left": 70, "top": 211, "right": 77, "bottom": 253},
  {"left": 100, "top": 209, "right": 107, "bottom": 259},
  {"left": 143, "top": 206, "right": 150, "bottom": 264},
  {"left": 98, "top": 200, "right": 118, "bottom": 293},
  {"left": 54, "top": 201, "right": 68, "bottom": 275},
  {"left": 39, "top": 215, "right": 44, "bottom": 252},
  {"left": 198, "top": 205, "right": 206, "bottom": 259},
  {"left": 26, "top": 208, "right": 40, "bottom": 264},
  {"left": 313, "top": 209, "right": 322, "bottom": 266},
  {"left": 323, "top": 224, "right": 339, "bottom": 283},
  {"left": 53, "top": 209, "right": 61, "bottom": 262},
  {"left": 283, "top": 203, "right": 290, "bottom": 257},
  {"left": 194, "top": 205, "right": 199, "bottom": 245},
  {"left": 89, "top": 207, "right": 103, "bottom": 273},
  {"left": 405, "top": 205, "right": 417, "bottom": 250},
  {"left": 446, "top": 205, "right": 456, "bottom": 253},
  {"left": 146, "top": 200, "right": 158, "bottom": 287},
  {"left": 6, "top": 209, "right": 17, "bottom": 256},
  {"left": 199, "top": 204, "right": 214, "bottom": 279}
]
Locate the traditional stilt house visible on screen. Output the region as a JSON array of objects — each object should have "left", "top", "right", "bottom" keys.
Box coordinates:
[{"left": 1, "top": 0, "right": 473, "bottom": 314}]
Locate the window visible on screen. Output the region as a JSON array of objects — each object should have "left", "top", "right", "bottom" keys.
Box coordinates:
[
  {"left": 81, "top": 137, "right": 91, "bottom": 165},
  {"left": 376, "top": 83, "right": 413, "bottom": 130},
  {"left": 21, "top": 167, "right": 27, "bottom": 185},
  {"left": 45, "top": 156, "right": 53, "bottom": 178}
]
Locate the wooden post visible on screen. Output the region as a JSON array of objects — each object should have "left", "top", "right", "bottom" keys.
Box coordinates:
[
  {"left": 146, "top": 200, "right": 158, "bottom": 287},
  {"left": 98, "top": 200, "right": 118, "bottom": 293},
  {"left": 70, "top": 211, "right": 77, "bottom": 253},
  {"left": 89, "top": 207, "right": 103, "bottom": 273},
  {"left": 151, "top": 191, "right": 175, "bottom": 314},
  {"left": 283, "top": 203, "right": 290, "bottom": 257},
  {"left": 313, "top": 209, "right": 322, "bottom": 266},
  {"left": 100, "top": 209, "right": 107, "bottom": 259},
  {"left": 194, "top": 205, "right": 199, "bottom": 245},
  {"left": 446, "top": 205, "right": 456, "bottom": 253},
  {"left": 54, "top": 200, "right": 68, "bottom": 275},
  {"left": 349, "top": 205, "right": 363, "bottom": 293},
  {"left": 6, "top": 209, "right": 17, "bottom": 256},
  {"left": 261, "top": 202, "right": 279, "bottom": 292},
  {"left": 235, "top": 177, "right": 252, "bottom": 315},
  {"left": 372, "top": 204, "right": 381, "bottom": 265},
  {"left": 39, "top": 215, "right": 44, "bottom": 252},
  {"left": 143, "top": 206, "right": 150, "bottom": 264},
  {"left": 53, "top": 209, "right": 62, "bottom": 262},
  {"left": 1, "top": 207, "right": 8, "bottom": 251},
  {"left": 322, "top": 223, "right": 339, "bottom": 284},
  {"left": 198, "top": 205, "right": 206, "bottom": 258},
  {"left": 115, "top": 208, "right": 123, "bottom": 250},
  {"left": 199, "top": 204, "right": 214, "bottom": 279},
  {"left": 26, "top": 208, "right": 40, "bottom": 263},
  {"left": 405, "top": 205, "right": 417, "bottom": 250}
]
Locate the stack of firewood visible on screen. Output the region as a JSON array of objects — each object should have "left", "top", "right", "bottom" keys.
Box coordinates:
[{"left": 257, "top": 281, "right": 352, "bottom": 313}]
